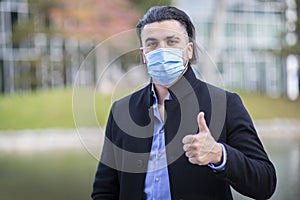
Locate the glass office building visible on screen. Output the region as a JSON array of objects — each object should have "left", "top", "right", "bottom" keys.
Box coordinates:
[
  {"left": 1, "top": 0, "right": 297, "bottom": 98},
  {"left": 0, "top": 0, "right": 88, "bottom": 93},
  {"left": 175, "top": 0, "right": 287, "bottom": 97}
]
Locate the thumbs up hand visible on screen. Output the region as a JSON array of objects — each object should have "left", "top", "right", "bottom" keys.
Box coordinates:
[{"left": 182, "top": 112, "right": 223, "bottom": 166}]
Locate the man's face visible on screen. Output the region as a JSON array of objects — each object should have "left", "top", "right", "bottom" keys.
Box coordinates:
[{"left": 140, "top": 20, "right": 193, "bottom": 65}]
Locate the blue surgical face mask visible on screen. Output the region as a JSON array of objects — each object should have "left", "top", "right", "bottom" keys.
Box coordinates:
[{"left": 145, "top": 47, "right": 188, "bottom": 86}]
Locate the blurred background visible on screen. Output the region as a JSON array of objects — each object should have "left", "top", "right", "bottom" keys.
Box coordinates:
[{"left": 0, "top": 0, "right": 299, "bottom": 199}]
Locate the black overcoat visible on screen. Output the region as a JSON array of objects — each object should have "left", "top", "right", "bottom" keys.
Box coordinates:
[{"left": 92, "top": 68, "right": 276, "bottom": 200}]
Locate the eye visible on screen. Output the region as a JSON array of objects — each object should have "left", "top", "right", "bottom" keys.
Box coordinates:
[
  {"left": 167, "top": 40, "right": 178, "bottom": 46},
  {"left": 146, "top": 41, "right": 158, "bottom": 48}
]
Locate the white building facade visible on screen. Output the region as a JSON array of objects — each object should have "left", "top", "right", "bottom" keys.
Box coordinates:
[{"left": 175, "top": 0, "right": 294, "bottom": 98}]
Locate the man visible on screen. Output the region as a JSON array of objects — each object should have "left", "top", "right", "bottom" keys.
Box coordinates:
[{"left": 92, "top": 6, "right": 276, "bottom": 200}]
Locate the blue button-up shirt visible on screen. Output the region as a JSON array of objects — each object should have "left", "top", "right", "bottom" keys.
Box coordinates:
[
  {"left": 144, "top": 85, "right": 172, "bottom": 200},
  {"left": 144, "top": 84, "right": 227, "bottom": 199}
]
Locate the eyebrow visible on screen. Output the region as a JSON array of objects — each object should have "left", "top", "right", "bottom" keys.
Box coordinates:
[
  {"left": 145, "top": 35, "right": 181, "bottom": 43},
  {"left": 145, "top": 38, "right": 158, "bottom": 43},
  {"left": 165, "top": 35, "right": 181, "bottom": 40}
]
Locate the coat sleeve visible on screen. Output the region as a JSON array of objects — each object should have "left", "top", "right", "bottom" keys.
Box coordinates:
[
  {"left": 91, "top": 108, "right": 120, "bottom": 200},
  {"left": 216, "top": 93, "right": 276, "bottom": 199}
]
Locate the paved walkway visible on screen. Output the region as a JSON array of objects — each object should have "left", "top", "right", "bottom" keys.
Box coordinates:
[
  {"left": 0, "top": 128, "right": 104, "bottom": 153},
  {"left": 254, "top": 118, "right": 300, "bottom": 138},
  {"left": 0, "top": 119, "right": 299, "bottom": 152}
]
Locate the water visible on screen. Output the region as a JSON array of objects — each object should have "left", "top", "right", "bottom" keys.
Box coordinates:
[
  {"left": 233, "top": 137, "right": 300, "bottom": 200},
  {"left": 0, "top": 132, "right": 299, "bottom": 199}
]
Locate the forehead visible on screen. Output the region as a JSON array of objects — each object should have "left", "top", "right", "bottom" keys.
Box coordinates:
[{"left": 141, "top": 20, "right": 187, "bottom": 41}]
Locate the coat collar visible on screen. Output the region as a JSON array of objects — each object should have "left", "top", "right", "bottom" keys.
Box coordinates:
[
  {"left": 168, "top": 66, "right": 198, "bottom": 101},
  {"left": 128, "top": 67, "right": 199, "bottom": 127},
  {"left": 146, "top": 66, "right": 199, "bottom": 107}
]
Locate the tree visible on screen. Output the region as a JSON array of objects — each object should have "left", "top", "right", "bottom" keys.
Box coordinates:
[
  {"left": 7, "top": 0, "right": 173, "bottom": 93},
  {"left": 51, "top": 0, "right": 140, "bottom": 42},
  {"left": 10, "top": 0, "right": 59, "bottom": 92},
  {"left": 130, "top": 0, "right": 172, "bottom": 13}
]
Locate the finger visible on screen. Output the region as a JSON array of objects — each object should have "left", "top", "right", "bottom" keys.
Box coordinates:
[
  {"left": 183, "top": 143, "right": 198, "bottom": 153},
  {"left": 183, "top": 144, "right": 190, "bottom": 151},
  {"left": 188, "top": 155, "right": 208, "bottom": 166},
  {"left": 188, "top": 157, "right": 201, "bottom": 165},
  {"left": 185, "top": 150, "right": 200, "bottom": 158},
  {"left": 197, "top": 112, "right": 209, "bottom": 133},
  {"left": 182, "top": 135, "right": 195, "bottom": 144}
]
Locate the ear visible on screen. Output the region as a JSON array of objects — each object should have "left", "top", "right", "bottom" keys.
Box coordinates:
[
  {"left": 187, "top": 42, "right": 193, "bottom": 60},
  {"left": 140, "top": 47, "right": 146, "bottom": 64}
]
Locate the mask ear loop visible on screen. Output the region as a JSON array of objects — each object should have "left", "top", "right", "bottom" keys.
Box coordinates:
[
  {"left": 140, "top": 47, "right": 147, "bottom": 64},
  {"left": 182, "top": 42, "right": 192, "bottom": 68},
  {"left": 183, "top": 58, "right": 189, "bottom": 67},
  {"left": 182, "top": 59, "right": 190, "bottom": 73},
  {"left": 140, "top": 47, "right": 154, "bottom": 83},
  {"left": 180, "top": 45, "right": 191, "bottom": 80}
]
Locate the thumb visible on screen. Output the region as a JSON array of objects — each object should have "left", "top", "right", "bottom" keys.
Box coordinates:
[{"left": 197, "top": 112, "right": 209, "bottom": 133}]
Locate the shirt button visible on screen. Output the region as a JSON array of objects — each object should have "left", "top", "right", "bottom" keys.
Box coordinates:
[
  {"left": 155, "top": 177, "right": 160, "bottom": 182},
  {"left": 136, "top": 160, "right": 143, "bottom": 168}
]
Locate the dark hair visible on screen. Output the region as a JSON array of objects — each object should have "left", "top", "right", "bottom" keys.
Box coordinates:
[{"left": 136, "top": 6, "right": 198, "bottom": 63}]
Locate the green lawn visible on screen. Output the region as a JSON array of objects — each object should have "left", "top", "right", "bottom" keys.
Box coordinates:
[
  {"left": 0, "top": 88, "right": 111, "bottom": 130},
  {"left": 239, "top": 92, "right": 300, "bottom": 120},
  {"left": 0, "top": 88, "right": 299, "bottom": 130}
]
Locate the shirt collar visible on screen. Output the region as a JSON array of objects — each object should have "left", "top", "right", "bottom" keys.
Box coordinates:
[{"left": 151, "top": 83, "right": 172, "bottom": 106}]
